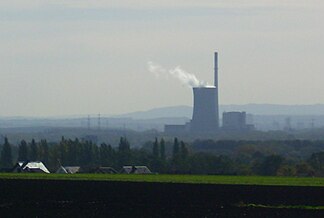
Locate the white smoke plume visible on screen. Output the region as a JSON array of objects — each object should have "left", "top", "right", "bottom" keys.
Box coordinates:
[{"left": 147, "top": 61, "right": 207, "bottom": 88}]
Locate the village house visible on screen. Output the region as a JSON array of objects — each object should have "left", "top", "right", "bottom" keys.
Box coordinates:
[
  {"left": 56, "top": 166, "right": 81, "bottom": 174},
  {"left": 121, "top": 166, "right": 152, "bottom": 174},
  {"left": 12, "top": 161, "right": 50, "bottom": 173},
  {"left": 91, "top": 167, "right": 117, "bottom": 174}
]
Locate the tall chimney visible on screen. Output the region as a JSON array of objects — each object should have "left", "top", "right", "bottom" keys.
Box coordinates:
[
  {"left": 214, "top": 52, "right": 218, "bottom": 88},
  {"left": 214, "top": 51, "right": 219, "bottom": 128}
]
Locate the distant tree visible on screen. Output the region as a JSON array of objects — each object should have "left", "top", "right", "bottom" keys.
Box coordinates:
[
  {"left": 188, "top": 153, "right": 216, "bottom": 174},
  {"left": 180, "top": 141, "right": 189, "bottom": 160},
  {"left": 100, "top": 143, "right": 115, "bottom": 166},
  {"left": 39, "top": 140, "right": 49, "bottom": 165},
  {"left": 171, "top": 138, "right": 181, "bottom": 173},
  {"left": 73, "top": 138, "right": 82, "bottom": 165},
  {"left": 47, "top": 143, "right": 60, "bottom": 171},
  {"left": 276, "top": 165, "right": 296, "bottom": 176},
  {"left": 65, "top": 139, "right": 77, "bottom": 165},
  {"left": 0, "top": 137, "right": 12, "bottom": 168},
  {"left": 308, "top": 152, "right": 324, "bottom": 175},
  {"left": 79, "top": 141, "right": 88, "bottom": 166},
  {"left": 92, "top": 143, "right": 99, "bottom": 165},
  {"left": 84, "top": 141, "right": 94, "bottom": 165},
  {"left": 18, "top": 140, "right": 28, "bottom": 161},
  {"left": 99, "top": 143, "right": 108, "bottom": 165},
  {"left": 118, "top": 137, "right": 131, "bottom": 166},
  {"left": 259, "top": 155, "right": 284, "bottom": 176},
  {"left": 178, "top": 141, "right": 189, "bottom": 173},
  {"left": 188, "top": 153, "right": 235, "bottom": 175},
  {"left": 153, "top": 138, "right": 159, "bottom": 159},
  {"left": 295, "top": 162, "right": 315, "bottom": 177},
  {"left": 57, "top": 138, "right": 65, "bottom": 165},
  {"left": 160, "top": 138, "right": 166, "bottom": 161},
  {"left": 172, "top": 138, "right": 179, "bottom": 158},
  {"left": 118, "top": 137, "right": 130, "bottom": 153},
  {"left": 29, "top": 139, "right": 38, "bottom": 161}
]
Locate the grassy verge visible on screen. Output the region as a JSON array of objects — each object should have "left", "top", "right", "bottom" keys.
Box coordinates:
[{"left": 0, "top": 173, "right": 323, "bottom": 186}]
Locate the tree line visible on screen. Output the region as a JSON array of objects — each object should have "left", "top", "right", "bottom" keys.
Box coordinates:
[{"left": 0, "top": 137, "right": 323, "bottom": 176}]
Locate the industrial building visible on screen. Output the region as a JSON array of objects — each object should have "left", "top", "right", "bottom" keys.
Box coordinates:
[
  {"left": 190, "top": 86, "right": 219, "bottom": 132},
  {"left": 222, "top": 111, "right": 254, "bottom": 131},
  {"left": 164, "top": 52, "right": 256, "bottom": 134},
  {"left": 165, "top": 52, "right": 220, "bottom": 134}
]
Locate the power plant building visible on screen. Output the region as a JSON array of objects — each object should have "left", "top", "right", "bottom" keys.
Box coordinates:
[
  {"left": 190, "top": 86, "right": 219, "bottom": 132},
  {"left": 164, "top": 52, "right": 255, "bottom": 135},
  {"left": 190, "top": 52, "right": 219, "bottom": 133},
  {"left": 222, "top": 111, "right": 254, "bottom": 131},
  {"left": 165, "top": 52, "right": 220, "bottom": 134}
]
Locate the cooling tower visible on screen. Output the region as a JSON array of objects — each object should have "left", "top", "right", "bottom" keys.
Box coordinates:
[
  {"left": 191, "top": 87, "right": 219, "bottom": 132},
  {"left": 190, "top": 52, "right": 219, "bottom": 133}
]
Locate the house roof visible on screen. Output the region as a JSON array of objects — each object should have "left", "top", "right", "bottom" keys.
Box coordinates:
[
  {"left": 56, "top": 166, "right": 81, "bottom": 174},
  {"left": 122, "top": 166, "right": 152, "bottom": 174},
  {"left": 15, "top": 161, "right": 50, "bottom": 173},
  {"left": 93, "top": 167, "right": 117, "bottom": 174},
  {"left": 56, "top": 166, "right": 68, "bottom": 174}
]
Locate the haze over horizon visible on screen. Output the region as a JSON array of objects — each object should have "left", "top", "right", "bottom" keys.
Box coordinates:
[{"left": 1, "top": 1, "right": 323, "bottom": 116}]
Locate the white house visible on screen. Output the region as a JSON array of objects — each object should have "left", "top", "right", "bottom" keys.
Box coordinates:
[{"left": 12, "top": 161, "right": 50, "bottom": 173}]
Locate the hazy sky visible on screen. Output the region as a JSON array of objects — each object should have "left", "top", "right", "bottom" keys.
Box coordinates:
[{"left": 1, "top": 1, "right": 323, "bottom": 116}]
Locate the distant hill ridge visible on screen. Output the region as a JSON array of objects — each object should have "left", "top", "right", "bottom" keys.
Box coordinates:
[{"left": 114, "top": 104, "right": 324, "bottom": 119}]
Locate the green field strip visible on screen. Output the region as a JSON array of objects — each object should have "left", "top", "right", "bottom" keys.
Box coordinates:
[{"left": 0, "top": 173, "right": 323, "bottom": 187}]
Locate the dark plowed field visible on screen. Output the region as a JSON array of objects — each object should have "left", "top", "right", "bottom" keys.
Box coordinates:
[{"left": 0, "top": 179, "right": 323, "bottom": 217}]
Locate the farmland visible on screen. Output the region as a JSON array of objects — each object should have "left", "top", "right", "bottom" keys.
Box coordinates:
[{"left": 0, "top": 174, "right": 323, "bottom": 217}]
